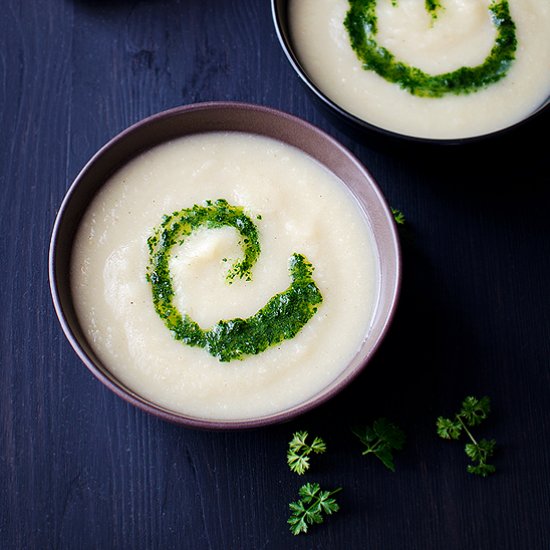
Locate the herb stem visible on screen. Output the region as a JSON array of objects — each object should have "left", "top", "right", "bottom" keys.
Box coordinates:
[
  {"left": 457, "top": 415, "right": 478, "bottom": 446},
  {"left": 361, "top": 439, "right": 383, "bottom": 455}
]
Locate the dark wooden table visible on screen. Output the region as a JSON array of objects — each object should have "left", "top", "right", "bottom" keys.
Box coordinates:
[{"left": 2, "top": 1, "right": 549, "bottom": 548}]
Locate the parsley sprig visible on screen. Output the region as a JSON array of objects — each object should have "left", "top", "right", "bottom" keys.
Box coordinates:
[
  {"left": 288, "top": 482, "right": 342, "bottom": 535},
  {"left": 391, "top": 207, "right": 406, "bottom": 225},
  {"left": 287, "top": 431, "right": 327, "bottom": 475},
  {"left": 353, "top": 418, "right": 405, "bottom": 471},
  {"left": 436, "top": 396, "right": 496, "bottom": 477}
]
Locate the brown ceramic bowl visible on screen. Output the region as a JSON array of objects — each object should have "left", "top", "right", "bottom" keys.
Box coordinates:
[
  {"left": 49, "top": 102, "right": 401, "bottom": 429},
  {"left": 272, "top": 0, "right": 549, "bottom": 146}
]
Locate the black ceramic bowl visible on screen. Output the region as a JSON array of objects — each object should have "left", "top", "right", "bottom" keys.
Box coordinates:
[
  {"left": 272, "top": 0, "right": 549, "bottom": 146},
  {"left": 49, "top": 102, "right": 401, "bottom": 429}
]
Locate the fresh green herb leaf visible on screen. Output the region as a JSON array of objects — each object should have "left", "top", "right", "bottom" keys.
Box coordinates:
[
  {"left": 353, "top": 418, "right": 405, "bottom": 471},
  {"left": 464, "top": 438, "right": 496, "bottom": 477},
  {"left": 460, "top": 395, "right": 491, "bottom": 427},
  {"left": 437, "top": 396, "right": 496, "bottom": 477},
  {"left": 391, "top": 207, "right": 406, "bottom": 225},
  {"left": 287, "top": 431, "right": 327, "bottom": 475},
  {"left": 288, "top": 483, "right": 341, "bottom": 535},
  {"left": 435, "top": 417, "right": 462, "bottom": 440}
]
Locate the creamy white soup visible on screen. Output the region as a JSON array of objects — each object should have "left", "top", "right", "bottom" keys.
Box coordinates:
[
  {"left": 289, "top": 0, "right": 550, "bottom": 139},
  {"left": 71, "top": 132, "right": 378, "bottom": 420}
]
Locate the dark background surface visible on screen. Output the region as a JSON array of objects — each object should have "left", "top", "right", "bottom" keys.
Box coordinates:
[{"left": 1, "top": 1, "right": 549, "bottom": 548}]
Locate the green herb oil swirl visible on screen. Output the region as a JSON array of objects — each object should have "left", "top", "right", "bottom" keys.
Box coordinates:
[
  {"left": 146, "top": 199, "right": 323, "bottom": 362},
  {"left": 344, "top": 0, "right": 517, "bottom": 97}
]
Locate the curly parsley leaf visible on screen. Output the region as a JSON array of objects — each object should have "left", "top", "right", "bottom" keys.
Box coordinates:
[
  {"left": 288, "top": 483, "right": 341, "bottom": 535},
  {"left": 353, "top": 418, "right": 405, "bottom": 471},
  {"left": 391, "top": 207, "right": 406, "bottom": 225},
  {"left": 287, "top": 431, "right": 327, "bottom": 475},
  {"left": 437, "top": 396, "right": 496, "bottom": 477},
  {"left": 460, "top": 395, "right": 491, "bottom": 427},
  {"left": 465, "top": 438, "right": 496, "bottom": 476},
  {"left": 435, "top": 417, "right": 462, "bottom": 440}
]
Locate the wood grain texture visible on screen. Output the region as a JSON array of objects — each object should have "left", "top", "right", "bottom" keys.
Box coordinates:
[{"left": 1, "top": 0, "right": 549, "bottom": 549}]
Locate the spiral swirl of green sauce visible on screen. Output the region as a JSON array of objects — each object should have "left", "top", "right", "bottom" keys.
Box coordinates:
[
  {"left": 344, "top": 0, "right": 517, "bottom": 97},
  {"left": 146, "top": 199, "right": 323, "bottom": 362}
]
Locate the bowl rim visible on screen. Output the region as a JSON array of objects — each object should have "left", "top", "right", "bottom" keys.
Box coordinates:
[
  {"left": 271, "top": 0, "right": 550, "bottom": 145},
  {"left": 49, "top": 101, "right": 402, "bottom": 430}
]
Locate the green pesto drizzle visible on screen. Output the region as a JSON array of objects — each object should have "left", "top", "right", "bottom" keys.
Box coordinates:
[
  {"left": 146, "top": 199, "right": 323, "bottom": 362},
  {"left": 425, "top": 0, "right": 443, "bottom": 19},
  {"left": 392, "top": 0, "right": 441, "bottom": 11},
  {"left": 344, "top": 0, "right": 517, "bottom": 98}
]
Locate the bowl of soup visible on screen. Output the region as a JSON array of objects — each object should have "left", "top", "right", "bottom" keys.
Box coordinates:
[
  {"left": 49, "top": 102, "right": 401, "bottom": 429},
  {"left": 272, "top": 0, "right": 550, "bottom": 143}
]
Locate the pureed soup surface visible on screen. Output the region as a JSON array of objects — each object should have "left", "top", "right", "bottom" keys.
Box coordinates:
[
  {"left": 289, "top": 0, "right": 550, "bottom": 139},
  {"left": 71, "top": 132, "right": 378, "bottom": 420}
]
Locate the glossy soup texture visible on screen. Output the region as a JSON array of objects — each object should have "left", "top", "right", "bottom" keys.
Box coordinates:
[
  {"left": 289, "top": 0, "right": 550, "bottom": 139},
  {"left": 71, "top": 132, "right": 378, "bottom": 420}
]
